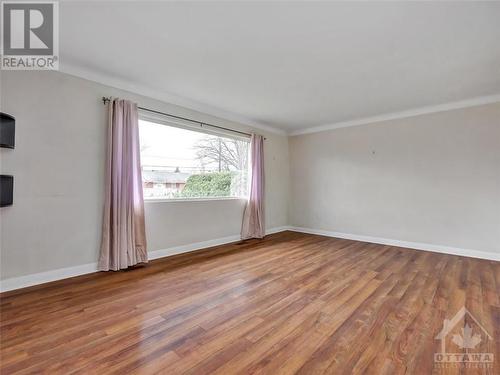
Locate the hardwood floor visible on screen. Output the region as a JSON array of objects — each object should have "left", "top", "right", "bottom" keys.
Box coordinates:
[{"left": 0, "top": 231, "right": 498, "bottom": 374}]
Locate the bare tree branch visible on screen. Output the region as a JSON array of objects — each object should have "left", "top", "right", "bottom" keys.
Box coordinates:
[{"left": 194, "top": 135, "right": 248, "bottom": 172}]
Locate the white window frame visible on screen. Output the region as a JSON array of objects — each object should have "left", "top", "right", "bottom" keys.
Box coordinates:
[{"left": 138, "top": 110, "right": 250, "bottom": 203}]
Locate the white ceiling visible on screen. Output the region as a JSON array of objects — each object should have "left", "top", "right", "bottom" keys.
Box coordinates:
[{"left": 60, "top": 1, "right": 500, "bottom": 134}]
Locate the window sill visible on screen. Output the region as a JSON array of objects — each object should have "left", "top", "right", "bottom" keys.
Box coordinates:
[{"left": 144, "top": 197, "right": 248, "bottom": 203}]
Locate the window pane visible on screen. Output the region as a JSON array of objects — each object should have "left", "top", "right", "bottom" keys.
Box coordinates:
[{"left": 139, "top": 119, "right": 249, "bottom": 199}]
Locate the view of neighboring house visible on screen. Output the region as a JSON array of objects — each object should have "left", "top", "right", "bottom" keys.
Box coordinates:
[
  {"left": 139, "top": 119, "right": 249, "bottom": 199},
  {"left": 142, "top": 167, "right": 191, "bottom": 198}
]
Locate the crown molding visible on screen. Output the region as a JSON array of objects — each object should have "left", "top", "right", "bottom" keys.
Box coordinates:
[
  {"left": 55, "top": 61, "right": 500, "bottom": 138},
  {"left": 59, "top": 61, "right": 287, "bottom": 136},
  {"left": 290, "top": 94, "right": 500, "bottom": 136}
]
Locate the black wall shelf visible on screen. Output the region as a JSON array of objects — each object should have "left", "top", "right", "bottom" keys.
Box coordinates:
[
  {"left": 0, "top": 112, "right": 15, "bottom": 149},
  {"left": 0, "top": 175, "right": 13, "bottom": 207}
]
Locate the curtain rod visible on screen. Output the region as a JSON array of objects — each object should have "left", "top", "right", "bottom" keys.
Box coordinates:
[{"left": 102, "top": 97, "right": 259, "bottom": 139}]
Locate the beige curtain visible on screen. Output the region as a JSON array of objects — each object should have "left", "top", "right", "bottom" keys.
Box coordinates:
[{"left": 98, "top": 99, "right": 147, "bottom": 271}]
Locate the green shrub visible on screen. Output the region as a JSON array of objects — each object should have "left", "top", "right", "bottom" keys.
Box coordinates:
[{"left": 181, "top": 172, "right": 232, "bottom": 198}]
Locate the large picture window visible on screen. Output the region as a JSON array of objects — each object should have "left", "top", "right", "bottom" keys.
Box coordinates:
[{"left": 139, "top": 116, "right": 249, "bottom": 200}]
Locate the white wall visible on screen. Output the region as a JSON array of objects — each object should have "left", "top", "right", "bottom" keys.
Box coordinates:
[
  {"left": 0, "top": 71, "right": 289, "bottom": 280},
  {"left": 1, "top": 69, "right": 498, "bottom": 286},
  {"left": 289, "top": 103, "right": 500, "bottom": 255}
]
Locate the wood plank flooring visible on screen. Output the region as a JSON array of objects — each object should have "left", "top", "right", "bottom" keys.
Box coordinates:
[{"left": 0, "top": 231, "right": 498, "bottom": 374}]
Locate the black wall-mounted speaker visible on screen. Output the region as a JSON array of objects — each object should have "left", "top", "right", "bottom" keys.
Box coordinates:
[
  {"left": 0, "top": 112, "right": 15, "bottom": 149},
  {"left": 0, "top": 175, "right": 13, "bottom": 207}
]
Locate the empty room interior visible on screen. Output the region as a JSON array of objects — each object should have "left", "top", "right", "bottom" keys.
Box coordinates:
[{"left": 1, "top": 1, "right": 499, "bottom": 374}]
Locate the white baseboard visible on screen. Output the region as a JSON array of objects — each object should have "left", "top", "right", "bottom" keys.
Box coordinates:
[
  {"left": 148, "top": 234, "right": 241, "bottom": 261},
  {"left": 0, "top": 226, "right": 289, "bottom": 293},
  {"left": 3, "top": 225, "right": 495, "bottom": 292},
  {"left": 0, "top": 263, "right": 99, "bottom": 294},
  {"left": 288, "top": 226, "right": 500, "bottom": 262}
]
